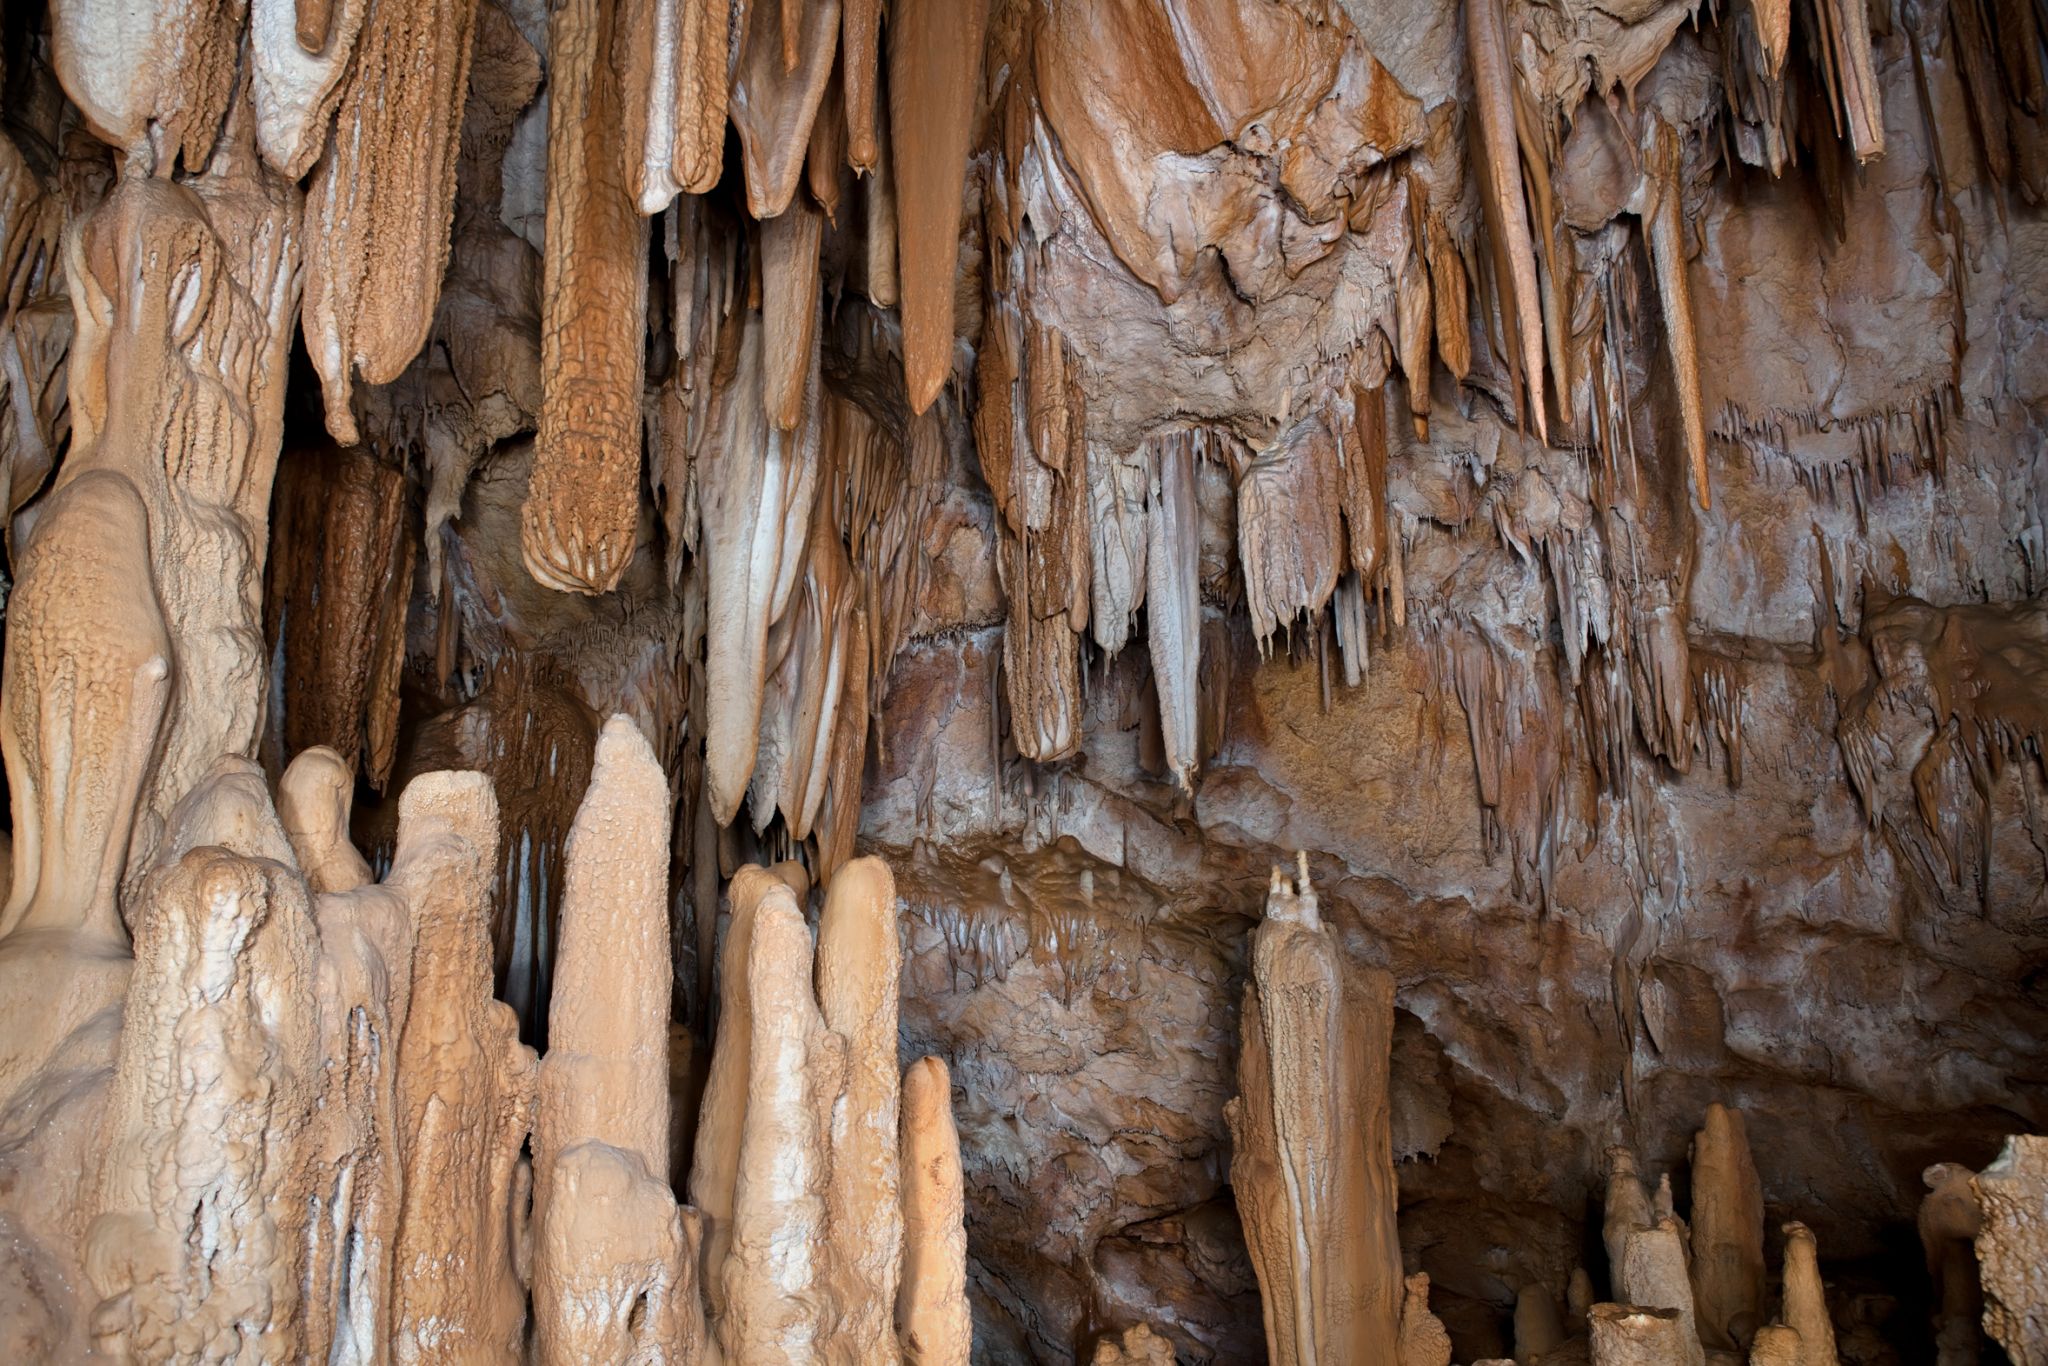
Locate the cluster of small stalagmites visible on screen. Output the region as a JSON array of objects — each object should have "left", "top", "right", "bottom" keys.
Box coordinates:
[
  {"left": 1226, "top": 853, "right": 1406, "bottom": 1363},
  {"left": 0, "top": 706, "right": 967, "bottom": 1361},
  {"left": 688, "top": 854, "right": 970, "bottom": 1364}
]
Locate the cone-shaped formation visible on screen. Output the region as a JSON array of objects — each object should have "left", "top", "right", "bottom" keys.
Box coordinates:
[
  {"left": 1398, "top": 1272, "right": 1453, "bottom": 1366},
  {"left": 1226, "top": 853, "right": 1403, "bottom": 1363},
  {"left": 899, "top": 1054, "right": 969, "bottom": 1366},
  {"left": 1975, "top": 1137, "right": 2048, "bottom": 1364},
  {"left": 1779, "top": 1222, "right": 1840, "bottom": 1366},
  {"left": 1589, "top": 1303, "right": 1687, "bottom": 1365},
  {"left": 1690, "top": 1103, "right": 1766, "bottom": 1349}
]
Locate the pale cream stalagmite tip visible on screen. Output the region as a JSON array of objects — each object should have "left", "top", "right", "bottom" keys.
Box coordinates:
[
  {"left": 279, "top": 744, "right": 374, "bottom": 894},
  {"left": 533, "top": 716, "right": 704, "bottom": 1363},
  {"left": 1092, "top": 1323, "right": 1176, "bottom": 1364},
  {"left": 385, "top": 770, "right": 539, "bottom": 1364},
  {"left": 1689, "top": 1102, "right": 1766, "bottom": 1349},
  {"left": 899, "top": 1054, "right": 970, "bottom": 1366},
  {"left": 1974, "top": 1136, "right": 2048, "bottom": 1364},
  {"left": 889, "top": 0, "right": 991, "bottom": 414},
  {"left": 1617, "top": 1216, "right": 1706, "bottom": 1366},
  {"left": 1603, "top": 1144, "right": 1655, "bottom": 1286},
  {"left": 522, "top": 0, "right": 651, "bottom": 597},
  {"left": 721, "top": 894, "right": 839, "bottom": 1361},
  {"left": 819, "top": 856, "right": 906, "bottom": 1362},
  {"left": 1397, "top": 1272, "right": 1453, "bottom": 1366},
  {"left": 1749, "top": 1323, "right": 1805, "bottom": 1365},
  {"left": 1918, "top": 1161, "right": 1985, "bottom": 1361},
  {"left": 1226, "top": 854, "right": 1404, "bottom": 1364},
  {"left": 1464, "top": 0, "right": 1548, "bottom": 443},
  {"left": 1588, "top": 1303, "right": 1688, "bottom": 1366},
  {"left": 689, "top": 865, "right": 780, "bottom": 1321},
  {"left": 1779, "top": 1221, "right": 1840, "bottom": 1366}
]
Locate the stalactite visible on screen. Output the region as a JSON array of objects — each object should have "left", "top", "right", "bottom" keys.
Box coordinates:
[
  {"left": 1640, "top": 116, "right": 1709, "bottom": 510},
  {"left": 1465, "top": 0, "right": 1548, "bottom": 441},
  {"left": 618, "top": 0, "right": 735, "bottom": 213},
  {"left": 50, "top": 0, "right": 239, "bottom": 169},
  {"left": 301, "top": 0, "right": 479, "bottom": 444},
  {"left": 249, "top": 0, "right": 370, "bottom": 177},
  {"left": 1239, "top": 413, "right": 1344, "bottom": 649},
  {"left": 889, "top": 0, "right": 990, "bottom": 413},
  {"left": 267, "top": 445, "right": 415, "bottom": 789},
  {"left": 1146, "top": 432, "right": 1202, "bottom": 790},
  {"left": 521, "top": 0, "right": 650, "bottom": 597},
  {"left": 899, "top": 1054, "right": 970, "bottom": 1366},
  {"left": 1088, "top": 442, "right": 1149, "bottom": 656},
  {"left": 57, "top": 101, "right": 303, "bottom": 902},
  {"left": 702, "top": 312, "right": 822, "bottom": 825},
  {"left": 761, "top": 194, "right": 825, "bottom": 432},
  {"left": 731, "top": 0, "right": 843, "bottom": 219},
  {"left": 843, "top": 0, "right": 883, "bottom": 172},
  {"left": 1226, "top": 855, "right": 1403, "bottom": 1364}
]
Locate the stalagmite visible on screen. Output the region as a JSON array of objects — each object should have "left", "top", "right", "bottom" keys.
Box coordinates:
[
  {"left": 1588, "top": 1304, "right": 1687, "bottom": 1365},
  {"left": 1146, "top": 434, "right": 1202, "bottom": 790},
  {"left": 83, "top": 765, "right": 324, "bottom": 1362},
  {"left": 385, "top": 771, "right": 539, "bottom": 1364},
  {"left": 889, "top": 0, "right": 989, "bottom": 413},
  {"left": 1750, "top": 1324, "right": 1805, "bottom": 1365},
  {"left": 1690, "top": 1103, "right": 1766, "bottom": 1349},
  {"left": 731, "top": 0, "right": 844, "bottom": 219},
  {"left": 1780, "top": 1222, "right": 1840, "bottom": 1366},
  {"left": 722, "top": 896, "right": 836, "bottom": 1361},
  {"left": 1975, "top": 1137, "right": 2048, "bottom": 1364},
  {"left": 899, "top": 1055, "right": 969, "bottom": 1366},
  {"left": 1920, "top": 1163, "right": 1984, "bottom": 1363},
  {"left": 279, "top": 745, "right": 372, "bottom": 894},
  {"left": 1093, "top": 1324, "right": 1175, "bottom": 1364},
  {"left": 301, "top": 0, "right": 478, "bottom": 443},
  {"left": 1464, "top": 0, "right": 1547, "bottom": 441},
  {"left": 1398, "top": 1272, "right": 1453, "bottom": 1366},
  {"left": 1618, "top": 1217, "right": 1706, "bottom": 1366},
  {"left": 818, "top": 857, "right": 905, "bottom": 1361},
  {"left": 532, "top": 717, "right": 700, "bottom": 1363},
  {"left": 1516, "top": 1280, "right": 1567, "bottom": 1357},
  {"left": 1604, "top": 1145, "right": 1655, "bottom": 1283},
  {"left": 522, "top": 0, "right": 651, "bottom": 597},
  {"left": 1226, "top": 854, "right": 1403, "bottom": 1364},
  {"left": 690, "top": 866, "right": 782, "bottom": 1322}
]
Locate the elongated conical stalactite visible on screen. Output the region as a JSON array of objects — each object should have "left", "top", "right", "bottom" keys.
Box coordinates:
[
  {"left": 301, "top": 0, "right": 478, "bottom": 443},
  {"left": 889, "top": 0, "right": 989, "bottom": 413},
  {"left": 619, "top": 0, "right": 735, "bottom": 212},
  {"left": 522, "top": 0, "right": 651, "bottom": 596},
  {"left": 1146, "top": 434, "right": 1202, "bottom": 790},
  {"left": 249, "top": 0, "right": 370, "bottom": 177},
  {"left": 730, "top": 0, "right": 844, "bottom": 219},
  {"left": 1227, "top": 855, "right": 1403, "bottom": 1363},
  {"left": 1464, "top": 0, "right": 1547, "bottom": 441}
]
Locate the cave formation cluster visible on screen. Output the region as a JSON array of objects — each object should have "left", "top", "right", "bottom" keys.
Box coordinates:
[{"left": 0, "top": 0, "right": 2045, "bottom": 1361}]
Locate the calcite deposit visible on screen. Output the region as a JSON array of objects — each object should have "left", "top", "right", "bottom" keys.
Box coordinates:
[{"left": 0, "top": 0, "right": 2045, "bottom": 1360}]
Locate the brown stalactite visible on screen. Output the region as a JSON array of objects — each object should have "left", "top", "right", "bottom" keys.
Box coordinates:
[
  {"left": 522, "top": 0, "right": 651, "bottom": 598},
  {"left": 762, "top": 195, "right": 825, "bottom": 432},
  {"left": 731, "top": 0, "right": 844, "bottom": 219},
  {"left": 1466, "top": 0, "right": 1549, "bottom": 442},
  {"left": 844, "top": 0, "right": 884, "bottom": 172},
  {"left": 888, "top": 0, "right": 988, "bottom": 414},
  {"left": 302, "top": 0, "right": 479, "bottom": 442},
  {"left": 619, "top": 0, "right": 740, "bottom": 213}
]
